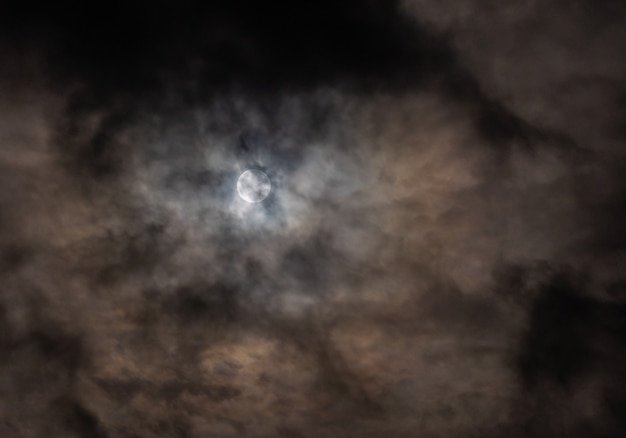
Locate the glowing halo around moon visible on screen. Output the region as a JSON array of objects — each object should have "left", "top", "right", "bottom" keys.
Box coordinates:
[{"left": 236, "top": 169, "right": 272, "bottom": 203}]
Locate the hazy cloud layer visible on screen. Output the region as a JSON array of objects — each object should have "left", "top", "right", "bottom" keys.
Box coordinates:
[{"left": 1, "top": 1, "right": 625, "bottom": 437}]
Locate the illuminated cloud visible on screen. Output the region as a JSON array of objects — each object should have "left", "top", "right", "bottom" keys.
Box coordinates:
[{"left": 0, "top": 1, "right": 625, "bottom": 437}]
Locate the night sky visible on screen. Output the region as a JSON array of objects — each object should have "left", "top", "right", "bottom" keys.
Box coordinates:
[{"left": 1, "top": 1, "right": 626, "bottom": 437}]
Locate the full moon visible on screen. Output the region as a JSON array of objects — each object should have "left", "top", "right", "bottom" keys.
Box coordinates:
[{"left": 237, "top": 169, "right": 272, "bottom": 203}]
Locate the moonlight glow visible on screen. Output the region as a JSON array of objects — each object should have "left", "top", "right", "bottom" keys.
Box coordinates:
[{"left": 237, "top": 169, "right": 271, "bottom": 203}]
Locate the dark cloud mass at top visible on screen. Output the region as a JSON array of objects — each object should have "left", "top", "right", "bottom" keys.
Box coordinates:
[{"left": 1, "top": 1, "right": 626, "bottom": 437}]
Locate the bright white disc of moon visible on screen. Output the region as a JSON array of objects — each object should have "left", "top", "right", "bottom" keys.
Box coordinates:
[{"left": 236, "top": 169, "right": 271, "bottom": 203}]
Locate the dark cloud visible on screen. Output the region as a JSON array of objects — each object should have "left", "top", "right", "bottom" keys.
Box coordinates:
[
  {"left": 2, "top": 0, "right": 566, "bottom": 182},
  {"left": 1, "top": 0, "right": 626, "bottom": 437}
]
